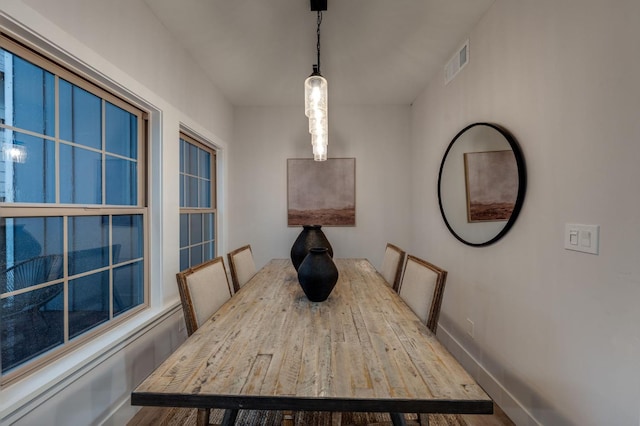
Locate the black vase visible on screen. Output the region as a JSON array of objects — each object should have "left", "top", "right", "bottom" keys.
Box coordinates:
[
  {"left": 290, "top": 225, "right": 333, "bottom": 271},
  {"left": 297, "top": 248, "right": 339, "bottom": 302}
]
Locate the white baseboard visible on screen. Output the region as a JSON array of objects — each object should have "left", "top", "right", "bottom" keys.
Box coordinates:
[
  {"left": 100, "top": 395, "right": 140, "bottom": 426},
  {"left": 437, "top": 323, "right": 541, "bottom": 426}
]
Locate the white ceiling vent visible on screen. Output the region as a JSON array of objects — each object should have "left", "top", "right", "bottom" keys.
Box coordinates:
[{"left": 444, "top": 39, "right": 469, "bottom": 85}]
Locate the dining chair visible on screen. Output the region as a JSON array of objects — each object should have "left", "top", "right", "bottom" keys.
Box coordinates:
[
  {"left": 176, "top": 256, "right": 233, "bottom": 336},
  {"left": 227, "top": 244, "right": 256, "bottom": 293},
  {"left": 379, "top": 243, "right": 406, "bottom": 292},
  {"left": 175, "top": 256, "right": 235, "bottom": 424},
  {"left": 396, "top": 255, "right": 448, "bottom": 425},
  {"left": 397, "top": 254, "right": 448, "bottom": 334}
]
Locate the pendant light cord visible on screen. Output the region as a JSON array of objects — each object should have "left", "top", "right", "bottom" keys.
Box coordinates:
[{"left": 316, "top": 11, "right": 323, "bottom": 73}]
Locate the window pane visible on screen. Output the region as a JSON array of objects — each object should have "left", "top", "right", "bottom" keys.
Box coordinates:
[
  {"left": 112, "top": 214, "right": 143, "bottom": 263},
  {"left": 199, "top": 179, "right": 210, "bottom": 208},
  {"left": 203, "top": 213, "right": 214, "bottom": 241},
  {"left": 0, "top": 216, "right": 64, "bottom": 279},
  {"left": 189, "top": 214, "right": 202, "bottom": 245},
  {"left": 179, "top": 248, "right": 189, "bottom": 271},
  {"left": 179, "top": 214, "right": 189, "bottom": 248},
  {"left": 1, "top": 255, "right": 63, "bottom": 295},
  {"left": 179, "top": 138, "right": 185, "bottom": 173},
  {"left": 60, "top": 144, "right": 102, "bottom": 204},
  {"left": 113, "top": 261, "right": 143, "bottom": 316},
  {"left": 179, "top": 174, "right": 185, "bottom": 207},
  {"left": 190, "top": 245, "right": 202, "bottom": 266},
  {"left": 187, "top": 176, "right": 198, "bottom": 208},
  {"left": 1, "top": 284, "right": 64, "bottom": 373},
  {"left": 203, "top": 242, "right": 214, "bottom": 262},
  {"left": 179, "top": 140, "right": 214, "bottom": 209},
  {"left": 59, "top": 79, "right": 101, "bottom": 149},
  {"left": 1, "top": 51, "right": 55, "bottom": 136},
  {"left": 187, "top": 143, "right": 198, "bottom": 175},
  {"left": 199, "top": 150, "right": 210, "bottom": 178},
  {"left": 105, "top": 102, "right": 137, "bottom": 159},
  {"left": 105, "top": 156, "right": 137, "bottom": 205},
  {"left": 68, "top": 271, "right": 109, "bottom": 339},
  {"left": 68, "top": 216, "right": 109, "bottom": 276},
  {"left": 1, "top": 129, "right": 55, "bottom": 203}
]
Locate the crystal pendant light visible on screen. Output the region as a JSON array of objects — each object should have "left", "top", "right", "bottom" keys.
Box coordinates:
[{"left": 304, "top": 1, "right": 328, "bottom": 161}]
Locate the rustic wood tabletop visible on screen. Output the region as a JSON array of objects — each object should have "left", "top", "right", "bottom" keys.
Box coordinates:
[{"left": 132, "top": 259, "right": 492, "bottom": 425}]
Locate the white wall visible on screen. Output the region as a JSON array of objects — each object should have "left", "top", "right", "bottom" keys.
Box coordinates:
[
  {"left": 0, "top": 0, "right": 233, "bottom": 424},
  {"left": 229, "top": 105, "right": 412, "bottom": 270},
  {"left": 411, "top": 0, "right": 640, "bottom": 425},
  {"left": 4, "top": 0, "right": 639, "bottom": 424}
]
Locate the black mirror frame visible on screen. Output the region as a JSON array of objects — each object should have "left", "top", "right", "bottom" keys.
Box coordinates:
[{"left": 437, "top": 122, "right": 527, "bottom": 247}]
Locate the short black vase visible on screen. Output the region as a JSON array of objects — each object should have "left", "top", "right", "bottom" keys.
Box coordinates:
[
  {"left": 290, "top": 225, "right": 333, "bottom": 271},
  {"left": 297, "top": 248, "right": 339, "bottom": 302}
]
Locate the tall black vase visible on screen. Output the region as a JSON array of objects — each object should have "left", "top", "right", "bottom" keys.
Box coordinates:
[
  {"left": 297, "top": 248, "right": 339, "bottom": 302},
  {"left": 290, "top": 225, "right": 333, "bottom": 271}
]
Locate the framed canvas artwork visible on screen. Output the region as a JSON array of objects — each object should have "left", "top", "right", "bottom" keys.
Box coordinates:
[{"left": 287, "top": 158, "right": 355, "bottom": 226}]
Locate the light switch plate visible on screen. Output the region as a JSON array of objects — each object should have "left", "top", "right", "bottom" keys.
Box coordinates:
[{"left": 564, "top": 224, "right": 599, "bottom": 255}]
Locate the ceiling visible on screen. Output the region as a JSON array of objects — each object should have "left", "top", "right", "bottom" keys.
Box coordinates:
[{"left": 144, "top": 0, "right": 495, "bottom": 107}]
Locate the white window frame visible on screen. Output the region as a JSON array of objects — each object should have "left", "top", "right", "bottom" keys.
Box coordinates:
[
  {"left": 0, "top": 34, "right": 149, "bottom": 386},
  {"left": 179, "top": 132, "right": 217, "bottom": 270}
]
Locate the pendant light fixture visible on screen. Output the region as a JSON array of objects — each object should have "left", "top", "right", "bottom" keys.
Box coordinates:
[{"left": 304, "top": 0, "right": 328, "bottom": 161}]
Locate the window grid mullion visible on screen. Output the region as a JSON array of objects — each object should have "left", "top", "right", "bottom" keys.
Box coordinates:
[
  {"left": 196, "top": 148, "right": 201, "bottom": 208},
  {"left": 137, "top": 115, "right": 144, "bottom": 207},
  {"left": 187, "top": 212, "right": 192, "bottom": 266},
  {"left": 109, "top": 215, "right": 113, "bottom": 319},
  {"left": 63, "top": 216, "right": 69, "bottom": 343},
  {"left": 102, "top": 99, "right": 106, "bottom": 206},
  {"left": 54, "top": 75, "right": 60, "bottom": 204}
]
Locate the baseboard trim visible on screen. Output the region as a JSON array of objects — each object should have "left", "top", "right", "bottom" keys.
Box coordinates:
[
  {"left": 100, "top": 392, "right": 141, "bottom": 426},
  {"left": 437, "top": 323, "right": 541, "bottom": 425}
]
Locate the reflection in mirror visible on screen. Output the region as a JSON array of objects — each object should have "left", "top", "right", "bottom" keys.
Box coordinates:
[{"left": 438, "top": 123, "right": 526, "bottom": 246}]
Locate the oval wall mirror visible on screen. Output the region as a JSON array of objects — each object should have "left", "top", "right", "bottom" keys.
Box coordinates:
[{"left": 437, "top": 123, "right": 526, "bottom": 247}]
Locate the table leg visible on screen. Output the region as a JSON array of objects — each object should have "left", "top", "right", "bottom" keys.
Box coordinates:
[
  {"left": 221, "top": 409, "right": 239, "bottom": 426},
  {"left": 331, "top": 412, "right": 342, "bottom": 425},
  {"left": 390, "top": 412, "right": 407, "bottom": 426}
]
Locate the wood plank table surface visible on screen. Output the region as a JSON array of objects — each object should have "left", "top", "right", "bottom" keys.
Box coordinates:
[{"left": 131, "top": 259, "right": 492, "bottom": 425}]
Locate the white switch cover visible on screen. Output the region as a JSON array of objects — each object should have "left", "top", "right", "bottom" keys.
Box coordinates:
[
  {"left": 564, "top": 224, "right": 599, "bottom": 255},
  {"left": 569, "top": 230, "right": 579, "bottom": 245}
]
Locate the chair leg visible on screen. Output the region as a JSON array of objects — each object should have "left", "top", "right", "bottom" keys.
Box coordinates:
[
  {"left": 418, "top": 413, "right": 430, "bottom": 426},
  {"left": 197, "top": 408, "right": 210, "bottom": 426},
  {"left": 282, "top": 410, "right": 294, "bottom": 426}
]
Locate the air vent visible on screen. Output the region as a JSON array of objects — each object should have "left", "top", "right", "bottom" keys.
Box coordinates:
[{"left": 444, "top": 39, "right": 469, "bottom": 85}]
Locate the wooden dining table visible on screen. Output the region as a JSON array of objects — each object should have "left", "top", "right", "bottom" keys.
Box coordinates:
[{"left": 131, "top": 258, "right": 493, "bottom": 425}]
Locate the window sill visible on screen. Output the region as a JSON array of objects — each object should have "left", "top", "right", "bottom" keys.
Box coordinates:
[{"left": 0, "top": 298, "right": 182, "bottom": 421}]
